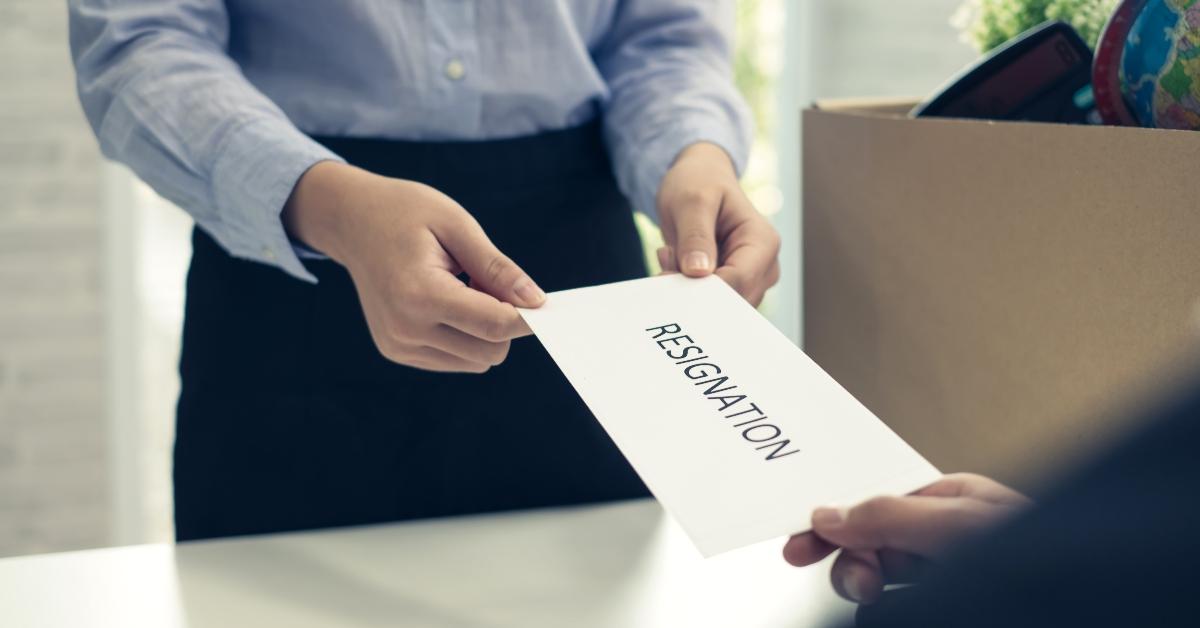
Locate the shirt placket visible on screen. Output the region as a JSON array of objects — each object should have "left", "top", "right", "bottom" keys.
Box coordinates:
[{"left": 426, "top": 0, "right": 482, "bottom": 137}]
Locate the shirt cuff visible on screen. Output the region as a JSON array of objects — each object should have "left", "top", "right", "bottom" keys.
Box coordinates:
[
  {"left": 208, "top": 116, "right": 344, "bottom": 283},
  {"left": 617, "top": 120, "right": 749, "bottom": 224}
]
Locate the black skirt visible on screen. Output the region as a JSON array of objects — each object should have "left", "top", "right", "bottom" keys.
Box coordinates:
[{"left": 173, "top": 121, "right": 650, "bottom": 541}]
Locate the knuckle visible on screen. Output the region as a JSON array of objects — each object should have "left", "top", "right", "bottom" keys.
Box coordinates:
[
  {"left": 467, "top": 361, "right": 491, "bottom": 374},
  {"left": 406, "top": 358, "right": 432, "bottom": 371},
  {"left": 766, "top": 227, "right": 783, "bottom": 250},
  {"left": 855, "top": 496, "right": 899, "bottom": 522},
  {"left": 377, "top": 341, "right": 410, "bottom": 364},
  {"left": 680, "top": 227, "right": 714, "bottom": 247},
  {"left": 402, "top": 305, "right": 436, "bottom": 329},
  {"left": 442, "top": 205, "right": 473, "bottom": 227},
  {"left": 394, "top": 276, "right": 426, "bottom": 303},
  {"left": 828, "top": 555, "right": 853, "bottom": 582},
  {"left": 681, "top": 188, "right": 718, "bottom": 209},
  {"left": 954, "top": 472, "right": 991, "bottom": 484},
  {"left": 490, "top": 341, "right": 512, "bottom": 365},
  {"left": 484, "top": 253, "right": 517, "bottom": 285},
  {"left": 386, "top": 320, "right": 416, "bottom": 344},
  {"left": 481, "top": 313, "right": 511, "bottom": 342},
  {"left": 940, "top": 472, "right": 974, "bottom": 486}
]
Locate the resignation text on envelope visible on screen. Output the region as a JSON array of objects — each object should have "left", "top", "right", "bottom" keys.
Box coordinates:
[{"left": 519, "top": 274, "right": 940, "bottom": 557}]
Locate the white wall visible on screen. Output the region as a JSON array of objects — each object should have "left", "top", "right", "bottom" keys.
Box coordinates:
[{"left": 779, "top": 0, "right": 977, "bottom": 345}]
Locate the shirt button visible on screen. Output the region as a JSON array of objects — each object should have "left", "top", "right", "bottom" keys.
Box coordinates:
[
  {"left": 262, "top": 246, "right": 276, "bottom": 261},
  {"left": 444, "top": 59, "right": 466, "bottom": 81}
]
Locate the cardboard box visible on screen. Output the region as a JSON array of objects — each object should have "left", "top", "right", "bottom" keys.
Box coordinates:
[{"left": 803, "top": 100, "right": 1200, "bottom": 488}]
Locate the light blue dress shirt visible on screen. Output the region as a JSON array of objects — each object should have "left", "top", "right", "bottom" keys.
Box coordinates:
[{"left": 69, "top": 0, "right": 752, "bottom": 282}]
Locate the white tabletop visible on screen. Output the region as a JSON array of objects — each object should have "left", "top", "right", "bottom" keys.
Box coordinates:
[{"left": 0, "top": 499, "right": 851, "bottom": 628}]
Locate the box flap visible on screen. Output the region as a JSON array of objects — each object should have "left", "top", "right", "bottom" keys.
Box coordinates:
[{"left": 811, "top": 97, "right": 919, "bottom": 117}]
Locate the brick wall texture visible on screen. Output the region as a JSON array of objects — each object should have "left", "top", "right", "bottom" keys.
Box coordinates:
[{"left": 0, "top": 1, "right": 109, "bottom": 557}]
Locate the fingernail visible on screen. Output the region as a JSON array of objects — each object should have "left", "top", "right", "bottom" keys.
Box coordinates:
[
  {"left": 513, "top": 277, "right": 545, "bottom": 305},
  {"left": 683, "top": 252, "right": 711, "bottom": 273},
  {"left": 841, "top": 573, "right": 865, "bottom": 603},
  {"left": 813, "top": 507, "right": 846, "bottom": 528}
]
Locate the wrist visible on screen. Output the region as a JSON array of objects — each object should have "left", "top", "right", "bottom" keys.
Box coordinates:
[
  {"left": 282, "top": 160, "right": 365, "bottom": 264},
  {"left": 674, "top": 141, "right": 737, "bottom": 175}
]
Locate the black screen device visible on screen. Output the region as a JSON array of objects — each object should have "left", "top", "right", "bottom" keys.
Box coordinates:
[{"left": 912, "top": 21, "right": 1096, "bottom": 124}]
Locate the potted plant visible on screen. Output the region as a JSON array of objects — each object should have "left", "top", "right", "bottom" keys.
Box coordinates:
[{"left": 954, "top": 0, "right": 1120, "bottom": 51}]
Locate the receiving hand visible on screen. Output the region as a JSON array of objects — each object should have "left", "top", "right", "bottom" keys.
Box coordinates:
[
  {"left": 283, "top": 161, "right": 542, "bottom": 373},
  {"left": 782, "top": 473, "right": 1031, "bottom": 605},
  {"left": 656, "top": 142, "right": 781, "bottom": 306}
]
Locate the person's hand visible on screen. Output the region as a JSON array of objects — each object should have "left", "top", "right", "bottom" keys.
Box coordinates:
[
  {"left": 782, "top": 473, "right": 1031, "bottom": 605},
  {"left": 655, "top": 142, "right": 781, "bottom": 306},
  {"left": 283, "top": 161, "right": 544, "bottom": 373}
]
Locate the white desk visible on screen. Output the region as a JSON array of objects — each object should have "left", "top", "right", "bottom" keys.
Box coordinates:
[{"left": 0, "top": 499, "right": 851, "bottom": 627}]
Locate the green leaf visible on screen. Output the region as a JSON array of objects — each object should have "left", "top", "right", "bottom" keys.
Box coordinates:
[{"left": 955, "top": 0, "right": 1120, "bottom": 52}]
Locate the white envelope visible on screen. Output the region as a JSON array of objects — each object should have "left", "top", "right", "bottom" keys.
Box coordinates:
[{"left": 519, "top": 274, "right": 940, "bottom": 557}]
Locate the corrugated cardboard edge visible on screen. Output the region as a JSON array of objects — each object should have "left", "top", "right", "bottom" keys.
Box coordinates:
[
  {"left": 809, "top": 96, "right": 1200, "bottom": 140},
  {"left": 812, "top": 97, "right": 919, "bottom": 117}
]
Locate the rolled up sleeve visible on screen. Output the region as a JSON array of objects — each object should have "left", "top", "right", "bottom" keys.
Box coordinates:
[
  {"left": 69, "top": 0, "right": 342, "bottom": 282},
  {"left": 594, "top": 0, "right": 753, "bottom": 222}
]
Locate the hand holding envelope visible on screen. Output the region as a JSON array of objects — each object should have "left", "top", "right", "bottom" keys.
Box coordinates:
[
  {"left": 520, "top": 274, "right": 941, "bottom": 557},
  {"left": 783, "top": 473, "right": 1030, "bottom": 603}
]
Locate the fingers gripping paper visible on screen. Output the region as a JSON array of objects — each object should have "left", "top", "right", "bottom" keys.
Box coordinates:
[{"left": 519, "top": 275, "right": 939, "bottom": 557}]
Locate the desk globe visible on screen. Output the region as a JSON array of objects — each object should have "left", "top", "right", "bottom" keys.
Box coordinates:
[{"left": 1111, "top": 0, "right": 1200, "bottom": 128}]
